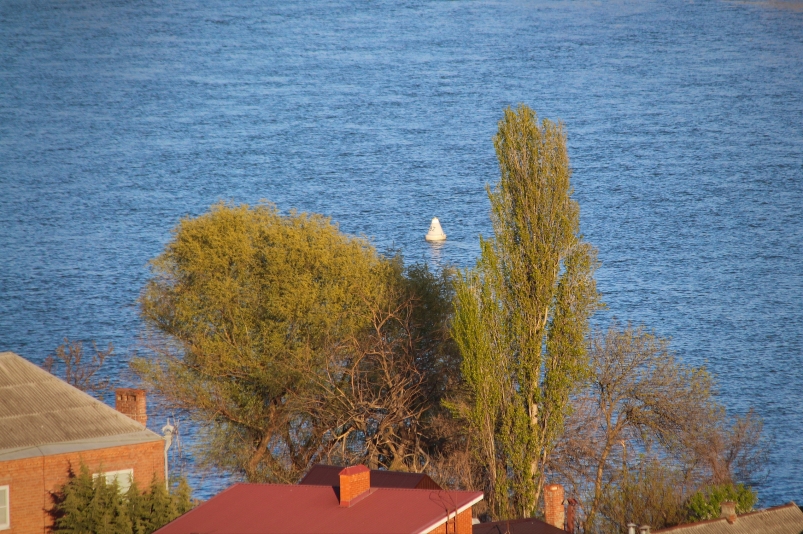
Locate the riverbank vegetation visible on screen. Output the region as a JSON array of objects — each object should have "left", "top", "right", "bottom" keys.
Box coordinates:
[{"left": 129, "top": 105, "right": 766, "bottom": 532}]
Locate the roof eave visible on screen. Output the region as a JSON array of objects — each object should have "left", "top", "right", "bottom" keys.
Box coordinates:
[
  {"left": 414, "top": 492, "right": 484, "bottom": 534},
  {"left": 0, "top": 429, "right": 163, "bottom": 461}
]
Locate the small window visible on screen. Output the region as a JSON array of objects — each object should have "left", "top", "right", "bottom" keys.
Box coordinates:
[
  {"left": 93, "top": 469, "right": 134, "bottom": 494},
  {"left": 0, "top": 485, "right": 9, "bottom": 530}
]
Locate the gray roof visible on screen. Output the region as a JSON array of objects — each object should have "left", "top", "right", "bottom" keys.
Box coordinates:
[
  {"left": 0, "top": 351, "right": 161, "bottom": 461},
  {"left": 654, "top": 503, "right": 803, "bottom": 534}
]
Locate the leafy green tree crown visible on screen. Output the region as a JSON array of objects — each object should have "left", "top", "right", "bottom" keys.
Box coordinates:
[
  {"left": 451, "top": 105, "right": 600, "bottom": 519},
  {"left": 686, "top": 483, "right": 757, "bottom": 522},
  {"left": 134, "top": 202, "right": 398, "bottom": 482}
]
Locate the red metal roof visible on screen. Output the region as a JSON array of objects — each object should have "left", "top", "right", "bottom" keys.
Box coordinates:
[
  {"left": 156, "top": 483, "right": 483, "bottom": 534},
  {"left": 300, "top": 464, "right": 442, "bottom": 490}
]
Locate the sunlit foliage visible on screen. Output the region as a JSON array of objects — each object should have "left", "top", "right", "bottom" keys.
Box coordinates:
[{"left": 450, "top": 104, "right": 601, "bottom": 519}]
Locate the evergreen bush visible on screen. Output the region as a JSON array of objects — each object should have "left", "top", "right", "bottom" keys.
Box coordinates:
[
  {"left": 686, "top": 483, "right": 757, "bottom": 522},
  {"left": 50, "top": 463, "right": 193, "bottom": 534}
]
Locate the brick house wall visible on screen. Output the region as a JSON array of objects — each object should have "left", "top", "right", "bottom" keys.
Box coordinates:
[
  {"left": 0, "top": 440, "right": 163, "bottom": 534},
  {"left": 426, "top": 508, "right": 474, "bottom": 534}
]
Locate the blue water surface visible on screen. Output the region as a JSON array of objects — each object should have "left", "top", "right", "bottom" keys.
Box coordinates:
[{"left": 1, "top": 0, "right": 802, "bottom": 504}]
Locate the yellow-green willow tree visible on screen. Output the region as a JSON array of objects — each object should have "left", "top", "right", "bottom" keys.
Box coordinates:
[
  {"left": 134, "top": 202, "right": 459, "bottom": 484},
  {"left": 451, "top": 105, "right": 600, "bottom": 520},
  {"left": 134, "top": 202, "right": 391, "bottom": 483}
]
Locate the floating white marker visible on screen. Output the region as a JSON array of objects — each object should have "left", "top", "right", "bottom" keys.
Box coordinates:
[{"left": 425, "top": 217, "right": 447, "bottom": 242}]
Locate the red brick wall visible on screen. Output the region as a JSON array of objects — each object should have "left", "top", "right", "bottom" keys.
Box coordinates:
[
  {"left": 426, "top": 508, "right": 473, "bottom": 534},
  {"left": 0, "top": 457, "right": 43, "bottom": 534},
  {"left": 0, "top": 440, "right": 163, "bottom": 534}
]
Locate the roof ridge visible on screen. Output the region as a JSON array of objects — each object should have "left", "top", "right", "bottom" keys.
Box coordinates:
[
  {"left": 308, "top": 464, "right": 427, "bottom": 474},
  {"left": 237, "top": 482, "right": 480, "bottom": 495},
  {"left": 736, "top": 501, "right": 801, "bottom": 518},
  {"left": 369, "top": 486, "right": 481, "bottom": 494}
]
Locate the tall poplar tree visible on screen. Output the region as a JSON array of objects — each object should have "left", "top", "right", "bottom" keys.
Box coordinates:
[{"left": 452, "top": 105, "right": 600, "bottom": 520}]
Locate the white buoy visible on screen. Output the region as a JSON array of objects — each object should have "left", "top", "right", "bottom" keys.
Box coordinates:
[{"left": 425, "top": 217, "right": 447, "bottom": 242}]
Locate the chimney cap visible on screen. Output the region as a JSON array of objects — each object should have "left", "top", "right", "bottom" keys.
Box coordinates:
[
  {"left": 339, "top": 465, "right": 370, "bottom": 477},
  {"left": 114, "top": 388, "right": 145, "bottom": 395}
]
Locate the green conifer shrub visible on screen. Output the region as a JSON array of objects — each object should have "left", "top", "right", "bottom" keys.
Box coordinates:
[{"left": 50, "top": 462, "right": 194, "bottom": 534}]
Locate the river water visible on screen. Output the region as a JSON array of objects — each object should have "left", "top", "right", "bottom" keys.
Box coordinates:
[{"left": 1, "top": 0, "right": 802, "bottom": 505}]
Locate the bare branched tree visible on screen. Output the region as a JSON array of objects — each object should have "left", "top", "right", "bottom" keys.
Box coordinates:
[
  {"left": 42, "top": 338, "right": 112, "bottom": 397},
  {"left": 549, "top": 323, "right": 767, "bottom": 533},
  {"left": 310, "top": 266, "right": 459, "bottom": 474},
  {"left": 313, "top": 295, "right": 430, "bottom": 470}
]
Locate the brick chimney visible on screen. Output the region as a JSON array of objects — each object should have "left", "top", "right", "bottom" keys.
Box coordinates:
[
  {"left": 339, "top": 465, "right": 370, "bottom": 507},
  {"left": 720, "top": 501, "right": 737, "bottom": 524},
  {"left": 544, "top": 483, "right": 565, "bottom": 530},
  {"left": 115, "top": 388, "right": 147, "bottom": 426}
]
